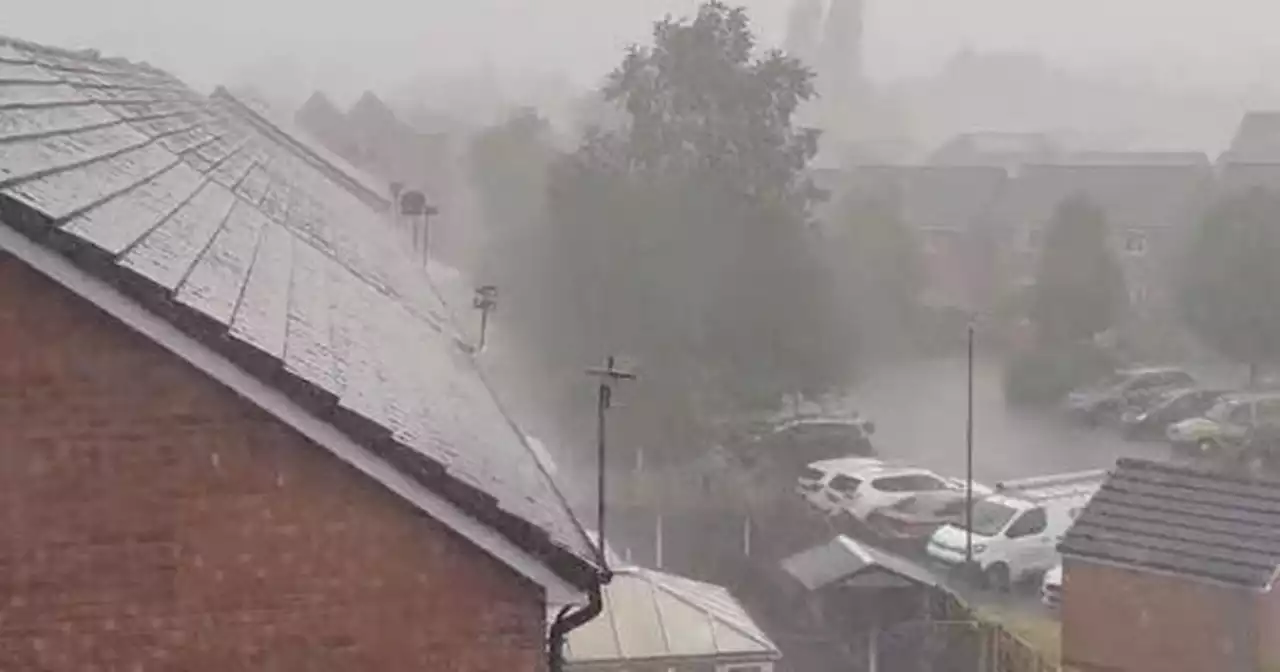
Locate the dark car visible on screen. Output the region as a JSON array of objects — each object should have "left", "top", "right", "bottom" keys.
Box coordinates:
[
  {"left": 1066, "top": 367, "right": 1196, "bottom": 426},
  {"left": 1121, "top": 388, "right": 1224, "bottom": 441},
  {"left": 865, "top": 490, "right": 969, "bottom": 551},
  {"left": 736, "top": 414, "right": 876, "bottom": 474}
]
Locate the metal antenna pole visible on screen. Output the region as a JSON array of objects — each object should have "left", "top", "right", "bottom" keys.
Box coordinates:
[
  {"left": 965, "top": 319, "right": 975, "bottom": 566},
  {"left": 587, "top": 356, "right": 636, "bottom": 566},
  {"left": 473, "top": 285, "right": 498, "bottom": 353}
]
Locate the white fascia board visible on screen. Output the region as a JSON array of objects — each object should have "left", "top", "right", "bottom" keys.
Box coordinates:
[{"left": 0, "top": 221, "right": 584, "bottom": 607}]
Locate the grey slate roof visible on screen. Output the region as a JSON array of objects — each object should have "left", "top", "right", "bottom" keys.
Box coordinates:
[
  {"left": 831, "top": 165, "right": 1007, "bottom": 231},
  {"left": 1059, "top": 458, "right": 1280, "bottom": 589},
  {"left": 0, "top": 37, "right": 597, "bottom": 586},
  {"left": 990, "top": 162, "right": 1211, "bottom": 232},
  {"left": 216, "top": 87, "right": 390, "bottom": 212}
]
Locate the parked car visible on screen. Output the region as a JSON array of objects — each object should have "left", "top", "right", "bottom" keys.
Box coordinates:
[
  {"left": 1167, "top": 392, "right": 1280, "bottom": 455},
  {"left": 1120, "top": 388, "right": 1225, "bottom": 441},
  {"left": 866, "top": 488, "right": 991, "bottom": 550},
  {"left": 1066, "top": 367, "right": 1196, "bottom": 426},
  {"left": 1041, "top": 562, "right": 1063, "bottom": 609},
  {"left": 926, "top": 470, "right": 1104, "bottom": 591},
  {"left": 795, "top": 458, "right": 886, "bottom": 515},
  {"left": 798, "top": 458, "right": 960, "bottom": 522},
  {"left": 747, "top": 414, "right": 875, "bottom": 471}
]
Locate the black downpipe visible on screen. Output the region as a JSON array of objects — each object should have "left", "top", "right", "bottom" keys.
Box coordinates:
[{"left": 547, "top": 568, "right": 611, "bottom": 672}]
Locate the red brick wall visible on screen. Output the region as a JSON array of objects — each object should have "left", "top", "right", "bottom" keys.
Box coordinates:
[
  {"left": 0, "top": 253, "right": 547, "bottom": 670},
  {"left": 1061, "top": 558, "right": 1257, "bottom": 672}
]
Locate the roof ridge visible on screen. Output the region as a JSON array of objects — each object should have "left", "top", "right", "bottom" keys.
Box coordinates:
[{"left": 0, "top": 36, "right": 172, "bottom": 77}]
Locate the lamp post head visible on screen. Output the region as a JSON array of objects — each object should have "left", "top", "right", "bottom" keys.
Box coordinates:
[{"left": 399, "top": 190, "right": 428, "bottom": 217}]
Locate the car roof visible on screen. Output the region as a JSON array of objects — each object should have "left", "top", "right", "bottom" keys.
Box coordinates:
[
  {"left": 809, "top": 458, "right": 925, "bottom": 479},
  {"left": 771, "top": 415, "right": 867, "bottom": 433},
  {"left": 1120, "top": 366, "right": 1189, "bottom": 376},
  {"left": 1221, "top": 391, "right": 1280, "bottom": 403}
]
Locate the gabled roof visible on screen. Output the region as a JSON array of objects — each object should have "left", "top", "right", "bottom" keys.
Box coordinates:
[
  {"left": 833, "top": 165, "right": 1007, "bottom": 231},
  {"left": 1216, "top": 161, "right": 1280, "bottom": 198},
  {"left": 1225, "top": 111, "right": 1280, "bottom": 161},
  {"left": 217, "top": 87, "right": 390, "bottom": 211},
  {"left": 1055, "top": 151, "right": 1210, "bottom": 168},
  {"left": 781, "top": 535, "right": 942, "bottom": 592},
  {"left": 1059, "top": 458, "right": 1280, "bottom": 589},
  {"left": 929, "top": 131, "right": 1059, "bottom": 168},
  {"left": 990, "top": 162, "right": 1211, "bottom": 231},
  {"left": 565, "top": 565, "right": 779, "bottom": 665},
  {"left": 0, "top": 36, "right": 598, "bottom": 591}
]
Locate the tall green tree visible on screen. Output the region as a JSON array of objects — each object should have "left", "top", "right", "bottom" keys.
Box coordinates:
[
  {"left": 827, "top": 188, "right": 922, "bottom": 354},
  {"left": 1181, "top": 187, "right": 1280, "bottom": 383},
  {"left": 1030, "top": 194, "right": 1127, "bottom": 345},
  {"left": 518, "top": 1, "right": 849, "bottom": 462},
  {"left": 466, "top": 108, "right": 555, "bottom": 280}
]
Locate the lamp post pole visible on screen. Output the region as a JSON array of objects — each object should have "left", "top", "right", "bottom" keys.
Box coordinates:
[
  {"left": 586, "top": 356, "right": 636, "bottom": 564},
  {"left": 965, "top": 318, "right": 975, "bottom": 566}
]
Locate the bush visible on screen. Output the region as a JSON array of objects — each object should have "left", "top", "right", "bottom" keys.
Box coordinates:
[{"left": 1003, "top": 342, "right": 1119, "bottom": 406}]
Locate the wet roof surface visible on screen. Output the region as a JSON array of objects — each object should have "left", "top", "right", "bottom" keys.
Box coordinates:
[
  {"left": 565, "top": 566, "right": 779, "bottom": 664},
  {"left": 1060, "top": 458, "right": 1280, "bottom": 588},
  {"left": 782, "top": 535, "right": 941, "bottom": 591},
  {"left": 0, "top": 38, "right": 596, "bottom": 582}
]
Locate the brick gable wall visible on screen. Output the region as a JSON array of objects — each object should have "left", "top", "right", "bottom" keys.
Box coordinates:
[
  {"left": 1061, "top": 558, "right": 1257, "bottom": 672},
  {"left": 0, "top": 252, "right": 546, "bottom": 671}
]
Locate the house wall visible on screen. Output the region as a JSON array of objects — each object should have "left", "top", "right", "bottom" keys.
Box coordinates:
[
  {"left": 1061, "top": 558, "right": 1257, "bottom": 672},
  {"left": 0, "top": 253, "right": 547, "bottom": 671},
  {"left": 1255, "top": 575, "right": 1280, "bottom": 670}
]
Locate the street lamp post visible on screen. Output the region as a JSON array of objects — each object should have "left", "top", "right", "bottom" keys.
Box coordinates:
[
  {"left": 586, "top": 356, "right": 636, "bottom": 564},
  {"left": 965, "top": 318, "right": 975, "bottom": 566}
]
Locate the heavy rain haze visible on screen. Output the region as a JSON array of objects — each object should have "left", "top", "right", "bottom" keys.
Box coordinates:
[
  {"left": 8, "top": 0, "right": 1280, "bottom": 670},
  {"left": 13, "top": 0, "right": 1280, "bottom": 94}
]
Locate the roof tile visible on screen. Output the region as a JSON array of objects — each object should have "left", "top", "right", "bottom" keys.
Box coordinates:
[
  {"left": 62, "top": 160, "right": 204, "bottom": 254},
  {"left": 1060, "top": 458, "right": 1280, "bottom": 588},
  {"left": 0, "top": 37, "right": 598, "bottom": 585},
  {"left": 119, "top": 180, "right": 235, "bottom": 288}
]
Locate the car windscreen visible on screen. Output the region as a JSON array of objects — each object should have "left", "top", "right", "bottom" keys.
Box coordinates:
[
  {"left": 800, "top": 466, "right": 827, "bottom": 482},
  {"left": 966, "top": 499, "right": 1019, "bottom": 536},
  {"left": 828, "top": 474, "right": 862, "bottom": 494},
  {"left": 1206, "top": 400, "right": 1240, "bottom": 423}
]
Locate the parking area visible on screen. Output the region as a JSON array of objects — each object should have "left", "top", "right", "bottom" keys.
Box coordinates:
[{"left": 847, "top": 356, "right": 1180, "bottom": 482}]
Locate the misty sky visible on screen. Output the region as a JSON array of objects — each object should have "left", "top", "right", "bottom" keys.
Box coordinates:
[{"left": 8, "top": 0, "right": 1280, "bottom": 98}]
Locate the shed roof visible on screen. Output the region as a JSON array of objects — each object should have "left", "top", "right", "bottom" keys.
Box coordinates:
[
  {"left": 1059, "top": 458, "right": 1280, "bottom": 589},
  {"left": 0, "top": 36, "right": 597, "bottom": 589},
  {"left": 781, "top": 535, "right": 942, "bottom": 592},
  {"left": 564, "top": 566, "right": 779, "bottom": 665}
]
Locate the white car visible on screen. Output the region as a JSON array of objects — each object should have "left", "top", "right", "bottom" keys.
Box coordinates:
[
  {"left": 796, "top": 458, "right": 961, "bottom": 521},
  {"left": 1041, "top": 562, "right": 1063, "bottom": 609},
  {"left": 926, "top": 469, "right": 1101, "bottom": 590}
]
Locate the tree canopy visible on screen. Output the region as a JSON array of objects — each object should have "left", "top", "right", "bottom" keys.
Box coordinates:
[
  {"left": 499, "top": 1, "right": 850, "bottom": 462},
  {"left": 1029, "top": 194, "right": 1127, "bottom": 345},
  {"left": 826, "top": 188, "right": 922, "bottom": 354},
  {"left": 1180, "top": 187, "right": 1280, "bottom": 378}
]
